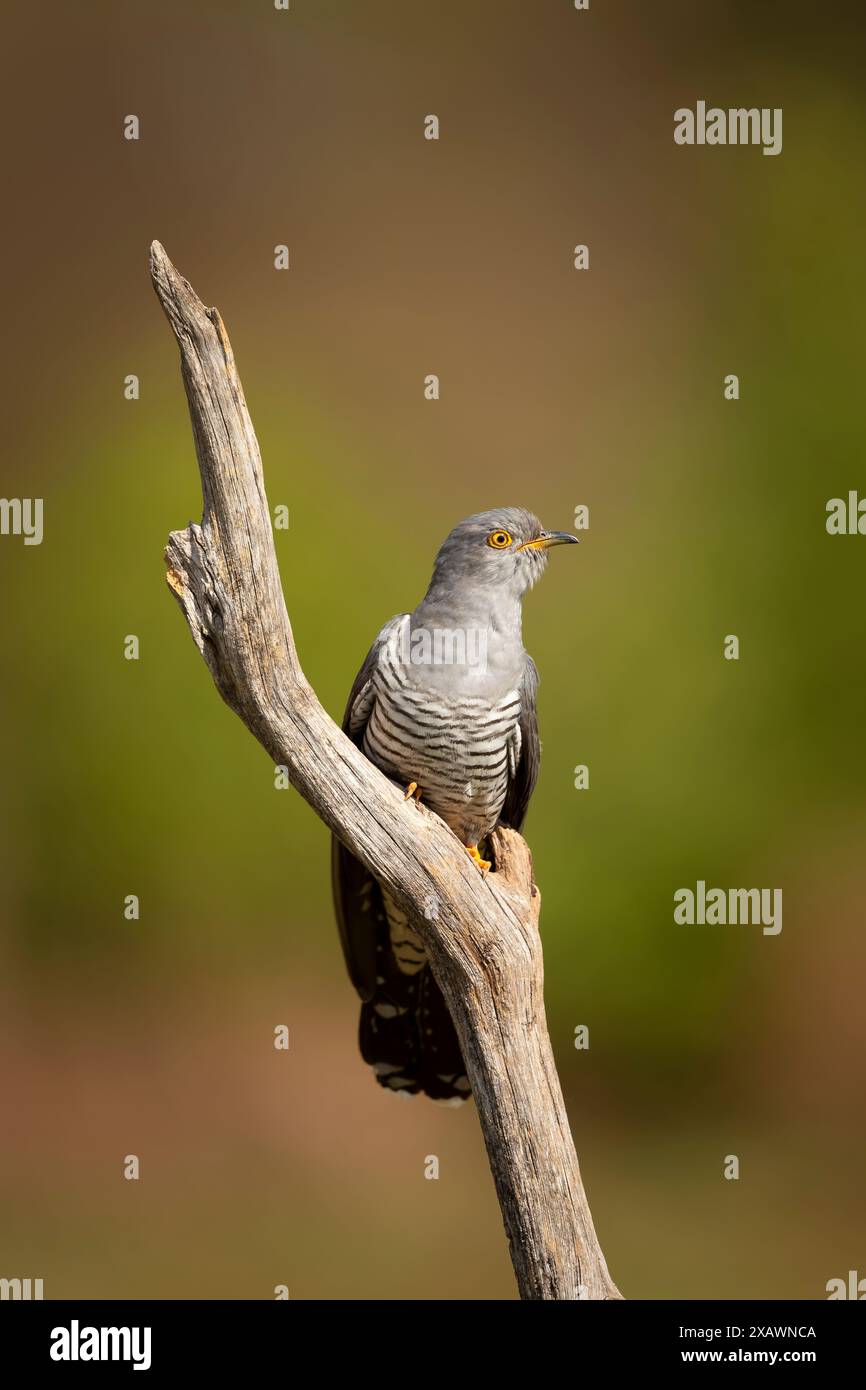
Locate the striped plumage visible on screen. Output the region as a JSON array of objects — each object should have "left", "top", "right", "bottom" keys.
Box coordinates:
[
  {"left": 359, "top": 615, "right": 523, "bottom": 848},
  {"left": 331, "top": 508, "right": 578, "bottom": 1103}
]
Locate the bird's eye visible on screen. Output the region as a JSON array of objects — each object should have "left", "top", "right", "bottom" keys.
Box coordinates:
[{"left": 486, "top": 530, "right": 512, "bottom": 549}]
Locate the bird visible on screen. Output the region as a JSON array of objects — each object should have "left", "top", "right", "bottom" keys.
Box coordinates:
[{"left": 331, "top": 507, "right": 579, "bottom": 1104}]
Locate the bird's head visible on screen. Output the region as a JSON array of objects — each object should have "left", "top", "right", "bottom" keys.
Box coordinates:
[{"left": 428, "top": 507, "right": 579, "bottom": 601}]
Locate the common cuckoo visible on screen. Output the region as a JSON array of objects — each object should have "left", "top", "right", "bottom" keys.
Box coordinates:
[{"left": 332, "top": 508, "right": 578, "bottom": 1103}]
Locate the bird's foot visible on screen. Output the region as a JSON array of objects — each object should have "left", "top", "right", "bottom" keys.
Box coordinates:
[
  {"left": 465, "top": 844, "right": 492, "bottom": 874},
  {"left": 403, "top": 781, "right": 423, "bottom": 803}
]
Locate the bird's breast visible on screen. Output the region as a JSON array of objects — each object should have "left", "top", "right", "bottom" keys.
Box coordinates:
[{"left": 362, "top": 634, "right": 521, "bottom": 841}]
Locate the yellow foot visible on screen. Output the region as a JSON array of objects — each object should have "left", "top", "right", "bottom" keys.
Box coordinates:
[
  {"left": 403, "top": 781, "right": 422, "bottom": 802},
  {"left": 466, "top": 844, "right": 492, "bottom": 874}
]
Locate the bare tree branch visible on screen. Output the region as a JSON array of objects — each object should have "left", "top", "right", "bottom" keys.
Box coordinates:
[{"left": 149, "top": 239, "right": 622, "bottom": 1301}]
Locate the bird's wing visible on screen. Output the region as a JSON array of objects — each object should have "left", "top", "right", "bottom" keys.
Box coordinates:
[
  {"left": 331, "top": 615, "right": 406, "bottom": 1001},
  {"left": 499, "top": 654, "right": 540, "bottom": 833},
  {"left": 339, "top": 614, "right": 405, "bottom": 747}
]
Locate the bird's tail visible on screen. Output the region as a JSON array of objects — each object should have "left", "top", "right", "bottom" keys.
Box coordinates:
[
  {"left": 359, "top": 957, "right": 470, "bottom": 1105},
  {"left": 332, "top": 835, "right": 470, "bottom": 1103}
]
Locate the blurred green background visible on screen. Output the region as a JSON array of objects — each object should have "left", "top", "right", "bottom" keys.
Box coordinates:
[{"left": 1, "top": 0, "right": 864, "bottom": 1299}]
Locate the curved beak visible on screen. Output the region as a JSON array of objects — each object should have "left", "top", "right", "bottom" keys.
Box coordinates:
[{"left": 517, "top": 530, "right": 580, "bottom": 551}]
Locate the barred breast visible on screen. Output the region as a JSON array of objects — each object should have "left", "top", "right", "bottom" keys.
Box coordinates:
[{"left": 358, "top": 620, "right": 523, "bottom": 850}]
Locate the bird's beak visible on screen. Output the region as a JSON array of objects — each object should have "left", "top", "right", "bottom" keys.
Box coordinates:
[{"left": 517, "top": 531, "right": 580, "bottom": 551}]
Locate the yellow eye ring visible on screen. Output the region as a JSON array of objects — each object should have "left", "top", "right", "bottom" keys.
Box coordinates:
[{"left": 486, "top": 530, "right": 513, "bottom": 549}]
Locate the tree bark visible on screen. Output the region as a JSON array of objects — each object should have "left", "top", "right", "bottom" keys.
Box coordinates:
[{"left": 149, "top": 240, "right": 622, "bottom": 1301}]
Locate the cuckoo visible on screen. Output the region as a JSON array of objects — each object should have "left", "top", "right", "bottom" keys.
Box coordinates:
[{"left": 332, "top": 508, "right": 578, "bottom": 1103}]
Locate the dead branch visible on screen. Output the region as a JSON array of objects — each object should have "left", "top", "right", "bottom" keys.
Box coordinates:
[{"left": 149, "top": 239, "right": 621, "bottom": 1301}]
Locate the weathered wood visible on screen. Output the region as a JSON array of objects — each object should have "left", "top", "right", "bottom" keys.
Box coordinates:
[{"left": 149, "top": 240, "right": 622, "bottom": 1301}]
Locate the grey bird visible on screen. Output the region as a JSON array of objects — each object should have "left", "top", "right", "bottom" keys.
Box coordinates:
[{"left": 332, "top": 507, "right": 578, "bottom": 1103}]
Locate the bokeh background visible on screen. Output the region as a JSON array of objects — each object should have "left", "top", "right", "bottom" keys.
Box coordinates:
[{"left": 1, "top": 0, "right": 864, "bottom": 1300}]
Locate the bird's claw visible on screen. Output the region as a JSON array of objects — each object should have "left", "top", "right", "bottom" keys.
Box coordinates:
[
  {"left": 466, "top": 844, "right": 492, "bottom": 875},
  {"left": 403, "top": 781, "right": 422, "bottom": 803}
]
